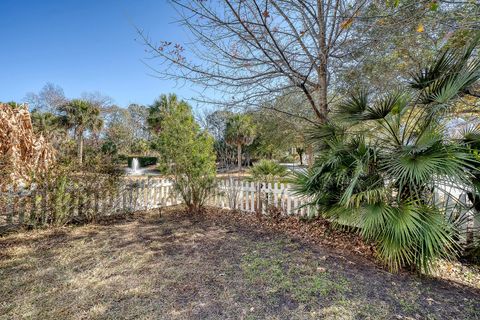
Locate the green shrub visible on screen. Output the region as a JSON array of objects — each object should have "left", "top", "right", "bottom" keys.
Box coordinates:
[
  {"left": 248, "top": 159, "right": 288, "bottom": 183},
  {"left": 278, "top": 154, "right": 296, "bottom": 163},
  {"left": 101, "top": 140, "right": 118, "bottom": 155},
  {"left": 130, "top": 138, "right": 150, "bottom": 155},
  {"left": 149, "top": 94, "right": 216, "bottom": 213},
  {"left": 117, "top": 154, "right": 129, "bottom": 163}
]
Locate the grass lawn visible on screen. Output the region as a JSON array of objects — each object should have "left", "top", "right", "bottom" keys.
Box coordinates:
[{"left": 1, "top": 208, "right": 479, "bottom": 320}]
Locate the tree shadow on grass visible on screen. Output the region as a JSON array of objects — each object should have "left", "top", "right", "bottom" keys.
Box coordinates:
[{"left": 0, "top": 209, "right": 479, "bottom": 319}]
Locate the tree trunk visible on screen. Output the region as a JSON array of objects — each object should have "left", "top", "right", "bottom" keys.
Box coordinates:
[
  {"left": 318, "top": 70, "right": 328, "bottom": 121},
  {"left": 78, "top": 134, "right": 84, "bottom": 165},
  {"left": 307, "top": 145, "right": 313, "bottom": 167},
  {"left": 298, "top": 151, "right": 303, "bottom": 166},
  {"left": 315, "top": 0, "right": 329, "bottom": 124},
  {"left": 237, "top": 144, "right": 242, "bottom": 171}
]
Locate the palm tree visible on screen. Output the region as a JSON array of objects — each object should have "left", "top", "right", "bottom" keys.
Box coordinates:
[
  {"left": 225, "top": 114, "right": 256, "bottom": 170},
  {"left": 59, "top": 99, "right": 103, "bottom": 165},
  {"left": 249, "top": 159, "right": 287, "bottom": 183},
  {"left": 147, "top": 94, "right": 184, "bottom": 134},
  {"left": 293, "top": 36, "right": 480, "bottom": 272},
  {"left": 30, "top": 110, "right": 65, "bottom": 143}
]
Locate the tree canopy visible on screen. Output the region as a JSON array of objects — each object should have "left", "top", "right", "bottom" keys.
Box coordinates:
[{"left": 149, "top": 94, "right": 217, "bottom": 212}]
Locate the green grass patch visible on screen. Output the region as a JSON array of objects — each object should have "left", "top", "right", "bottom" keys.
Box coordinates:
[{"left": 241, "top": 246, "right": 350, "bottom": 304}]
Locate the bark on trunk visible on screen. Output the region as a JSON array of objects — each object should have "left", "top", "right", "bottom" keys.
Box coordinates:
[
  {"left": 237, "top": 144, "right": 242, "bottom": 171},
  {"left": 78, "top": 134, "right": 84, "bottom": 165},
  {"left": 318, "top": 69, "right": 329, "bottom": 121},
  {"left": 316, "top": 0, "right": 329, "bottom": 124},
  {"left": 307, "top": 144, "right": 313, "bottom": 167}
]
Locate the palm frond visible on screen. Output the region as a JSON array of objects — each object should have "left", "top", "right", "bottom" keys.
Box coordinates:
[
  {"left": 412, "top": 34, "right": 480, "bottom": 107},
  {"left": 335, "top": 89, "right": 369, "bottom": 122},
  {"left": 306, "top": 122, "right": 346, "bottom": 147},
  {"left": 363, "top": 91, "right": 404, "bottom": 120},
  {"left": 410, "top": 49, "right": 455, "bottom": 90},
  {"left": 363, "top": 203, "right": 455, "bottom": 272}
]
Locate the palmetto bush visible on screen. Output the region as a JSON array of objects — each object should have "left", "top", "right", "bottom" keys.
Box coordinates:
[
  {"left": 248, "top": 159, "right": 287, "bottom": 184},
  {"left": 293, "top": 37, "right": 480, "bottom": 272}
]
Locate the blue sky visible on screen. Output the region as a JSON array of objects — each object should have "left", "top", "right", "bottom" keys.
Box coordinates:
[{"left": 0, "top": 0, "right": 197, "bottom": 107}]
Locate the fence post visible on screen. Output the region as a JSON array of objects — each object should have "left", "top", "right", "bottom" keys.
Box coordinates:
[
  {"left": 245, "top": 180, "right": 249, "bottom": 211},
  {"left": 77, "top": 192, "right": 83, "bottom": 221},
  {"left": 154, "top": 182, "right": 159, "bottom": 209},
  {"left": 94, "top": 192, "right": 99, "bottom": 218},
  {"left": 159, "top": 181, "right": 164, "bottom": 206},
  {"left": 239, "top": 180, "right": 244, "bottom": 211},
  {"left": 146, "top": 177, "right": 150, "bottom": 210},
  {"left": 30, "top": 190, "right": 37, "bottom": 225},
  {"left": 256, "top": 182, "right": 261, "bottom": 214},
  {"left": 145, "top": 178, "right": 150, "bottom": 209},
  {"left": 88, "top": 191, "right": 92, "bottom": 218},
  {"left": 6, "top": 195, "right": 13, "bottom": 225},
  {"left": 42, "top": 188, "right": 48, "bottom": 225},
  {"left": 220, "top": 180, "right": 224, "bottom": 208},
  {"left": 121, "top": 183, "right": 126, "bottom": 213},
  {"left": 273, "top": 182, "right": 278, "bottom": 208},
  {"left": 249, "top": 182, "right": 254, "bottom": 212},
  {"left": 18, "top": 196, "right": 25, "bottom": 225},
  {"left": 226, "top": 179, "right": 231, "bottom": 209}
]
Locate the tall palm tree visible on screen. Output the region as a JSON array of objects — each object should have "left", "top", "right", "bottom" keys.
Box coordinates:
[
  {"left": 225, "top": 114, "right": 256, "bottom": 170},
  {"left": 59, "top": 99, "right": 103, "bottom": 165},
  {"left": 147, "top": 94, "right": 185, "bottom": 134},
  {"left": 293, "top": 36, "right": 480, "bottom": 272},
  {"left": 30, "top": 110, "right": 65, "bottom": 143}
]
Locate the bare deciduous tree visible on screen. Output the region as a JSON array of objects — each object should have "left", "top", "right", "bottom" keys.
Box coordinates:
[
  {"left": 140, "top": 0, "right": 479, "bottom": 123},
  {"left": 25, "top": 83, "right": 67, "bottom": 112},
  {"left": 80, "top": 91, "right": 114, "bottom": 112},
  {"left": 139, "top": 0, "right": 413, "bottom": 124}
]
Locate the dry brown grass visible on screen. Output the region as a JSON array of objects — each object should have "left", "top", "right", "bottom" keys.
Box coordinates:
[
  {"left": 0, "top": 103, "right": 55, "bottom": 191},
  {"left": 0, "top": 207, "right": 479, "bottom": 320}
]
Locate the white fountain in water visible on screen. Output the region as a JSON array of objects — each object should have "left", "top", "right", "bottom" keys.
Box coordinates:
[{"left": 130, "top": 157, "right": 143, "bottom": 175}]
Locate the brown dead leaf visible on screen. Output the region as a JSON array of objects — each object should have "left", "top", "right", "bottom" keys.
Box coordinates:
[
  {"left": 0, "top": 103, "right": 56, "bottom": 191},
  {"left": 340, "top": 17, "right": 354, "bottom": 30}
]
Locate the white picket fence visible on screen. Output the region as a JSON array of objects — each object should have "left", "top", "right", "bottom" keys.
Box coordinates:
[
  {"left": 0, "top": 178, "right": 182, "bottom": 228},
  {"left": 123, "top": 178, "right": 480, "bottom": 232},
  {"left": 211, "top": 178, "right": 312, "bottom": 216},
  {"left": 2, "top": 177, "right": 478, "bottom": 243},
  {"left": 130, "top": 177, "right": 479, "bottom": 244},
  {"left": 1, "top": 177, "right": 310, "bottom": 229},
  {"left": 126, "top": 177, "right": 312, "bottom": 217},
  {"left": 122, "top": 178, "right": 182, "bottom": 211}
]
